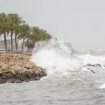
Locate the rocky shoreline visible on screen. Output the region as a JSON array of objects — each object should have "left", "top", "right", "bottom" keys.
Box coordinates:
[{"left": 0, "top": 53, "right": 46, "bottom": 83}]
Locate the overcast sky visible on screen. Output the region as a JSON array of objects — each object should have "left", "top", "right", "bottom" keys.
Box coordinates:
[{"left": 0, "top": 0, "right": 105, "bottom": 50}]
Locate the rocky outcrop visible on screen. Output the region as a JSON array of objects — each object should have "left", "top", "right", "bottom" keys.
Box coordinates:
[{"left": 0, "top": 54, "right": 46, "bottom": 83}]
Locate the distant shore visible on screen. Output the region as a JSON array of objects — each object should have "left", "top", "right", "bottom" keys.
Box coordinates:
[{"left": 0, "top": 53, "right": 46, "bottom": 83}]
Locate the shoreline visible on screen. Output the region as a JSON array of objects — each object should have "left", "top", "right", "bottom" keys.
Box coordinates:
[{"left": 0, "top": 53, "right": 46, "bottom": 83}]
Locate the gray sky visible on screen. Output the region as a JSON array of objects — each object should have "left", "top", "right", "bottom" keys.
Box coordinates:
[{"left": 0, "top": 0, "right": 105, "bottom": 50}]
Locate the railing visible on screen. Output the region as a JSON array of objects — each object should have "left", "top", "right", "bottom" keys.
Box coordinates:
[{"left": 0, "top": 50, "right": 32, "bottom": 56}]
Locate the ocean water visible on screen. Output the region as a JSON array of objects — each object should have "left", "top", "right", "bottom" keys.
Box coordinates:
[{"left": 0, "top": 39, "right": 105, "bottom": 105}]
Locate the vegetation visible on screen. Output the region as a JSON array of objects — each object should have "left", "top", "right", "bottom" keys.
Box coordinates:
[{"left": 0, "top": 13, "right": 52, "bottom": 53}]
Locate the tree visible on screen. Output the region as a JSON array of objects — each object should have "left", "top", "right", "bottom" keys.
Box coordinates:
[
  {"left": 0, "top": 13, "right": 8, "bottom": 52},
  {"left": 0, "top": 12, "right": 52, "bottom": 53},
  {"left": 8, "top": 13, "right": 24, "bottom": 52},
  {"left": 30, "top": 27, "right": 51, "bottom": 41},
  {"left": 26, "top": 27, "right": 51, "bottom": 50},
  {"left": 17, "top": 24, "right": 30, "bottom": 52}
]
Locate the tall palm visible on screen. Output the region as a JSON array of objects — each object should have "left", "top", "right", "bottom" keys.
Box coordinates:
[
  {"left": 8, "top": 13, "right": 24, "bottom": 52},
  {"left": 14, "top": 26, "right": 20, "bottom": 51},
  {"left": 17, "top": 24, "right": 30, "bottom": 52},
  {"left": 0, "top": 13, "right": 8, "bottom": 52}
]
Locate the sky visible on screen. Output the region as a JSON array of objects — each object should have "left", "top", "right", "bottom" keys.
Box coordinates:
[{"left": 0, "top": 0, "right": 105, "bottom": 50}]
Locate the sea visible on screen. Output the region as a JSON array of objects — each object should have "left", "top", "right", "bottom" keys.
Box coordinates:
[{"left": 0, "top": 39, "right": 105, "bottom": 105}]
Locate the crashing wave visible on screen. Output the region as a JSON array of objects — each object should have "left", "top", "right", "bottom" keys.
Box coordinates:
[{"left": 31, "top": 39, "right": 105, "bottom": 76}]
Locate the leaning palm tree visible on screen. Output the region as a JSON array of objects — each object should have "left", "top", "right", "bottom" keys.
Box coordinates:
[
  {"left": 25, "top": 27, "right": 52, "bottom": 51},
  {"left": 17, "top": 24, "right": 30, "bottom": 52},
  {"left": 30, "top": 27, "right": 51, "bottom": 42}
]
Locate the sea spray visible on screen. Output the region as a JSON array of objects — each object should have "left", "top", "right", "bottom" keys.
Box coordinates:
[
  {"left": 76, "top": 54, "right": 105, "bottom": 66},
  {"left": 31, "top": 39, "right": 105, "bottom": 76},
  {"left": 31, "top": 39, "right": 81, "bottom": 76}
]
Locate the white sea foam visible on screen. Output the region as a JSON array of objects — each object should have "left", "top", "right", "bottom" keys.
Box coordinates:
[
  {"left": 99, "top": 83, "right": 105, "bottom": 89},
  {"left": 31, "top": 39, "right": 105, "bottom": 76},
  {"left": 31, "top": 39, "right": 81, "bottom": 75},
  {"left": 77, "top": 54, "right": 105, "bottom": 66}
]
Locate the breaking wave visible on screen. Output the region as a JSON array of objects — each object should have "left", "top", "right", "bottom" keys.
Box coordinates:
[{"left": 31, "top": 39, "right": 105, "bottom": 76}]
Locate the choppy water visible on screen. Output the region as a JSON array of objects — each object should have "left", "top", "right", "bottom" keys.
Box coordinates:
[
  {"left": 1, "top": 39, "right": 105, "bottom": 105},
  {"left": 0, "top": 70, "right": 105, "bottom": 105}
]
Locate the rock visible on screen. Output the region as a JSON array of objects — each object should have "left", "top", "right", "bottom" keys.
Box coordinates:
[
  {"left": 0, "top": 54, "right": 46, "bottom": 84},
  {"left": 24, "top": 62, "right": 35, "bottom": 69}
]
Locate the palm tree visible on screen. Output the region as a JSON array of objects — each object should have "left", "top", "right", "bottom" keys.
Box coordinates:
[
  {"left": 0, "top": 13, "right": 8, "bottom": 52},
  {"left": 30, "top": 27, "right": 51, "bottom": 42},
  {"left": 17, "top": 24, "right": 30, "bottom": 52},
  {"left": 8, "top": 13, "right": 24, "bottom": 52},
  {"left": 14, "top": 26, "right": 20, "bottom": 52},
  {"left": 25, "top": 27, "right": 51, "bottom": 51},
  {"left": 0, "top": 12, "right": 52, "bottom": 53}
]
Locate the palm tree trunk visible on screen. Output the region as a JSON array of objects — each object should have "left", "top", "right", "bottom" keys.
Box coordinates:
[
  {"left": 4, "top": 33, "right": 7, "bottom": 52},
  {"left": 10, "top": 30, "right": 13, "bottom": 52},
  {"left": 15, "top": 34, "right": 18, "bottom": 52},
  {"left": 26, "top": 39, "right": 30, "bottom": 53},
  {"left": 22, "top": 38, "right": 24, "bottom": 52}
]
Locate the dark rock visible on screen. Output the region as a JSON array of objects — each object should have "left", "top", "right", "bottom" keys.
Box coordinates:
[
  {"left": 0, "top": 70, "right": 46, "bottom": 83},
  {"left": 0, "top": 73, "right": 3, "bottom": 77}
]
